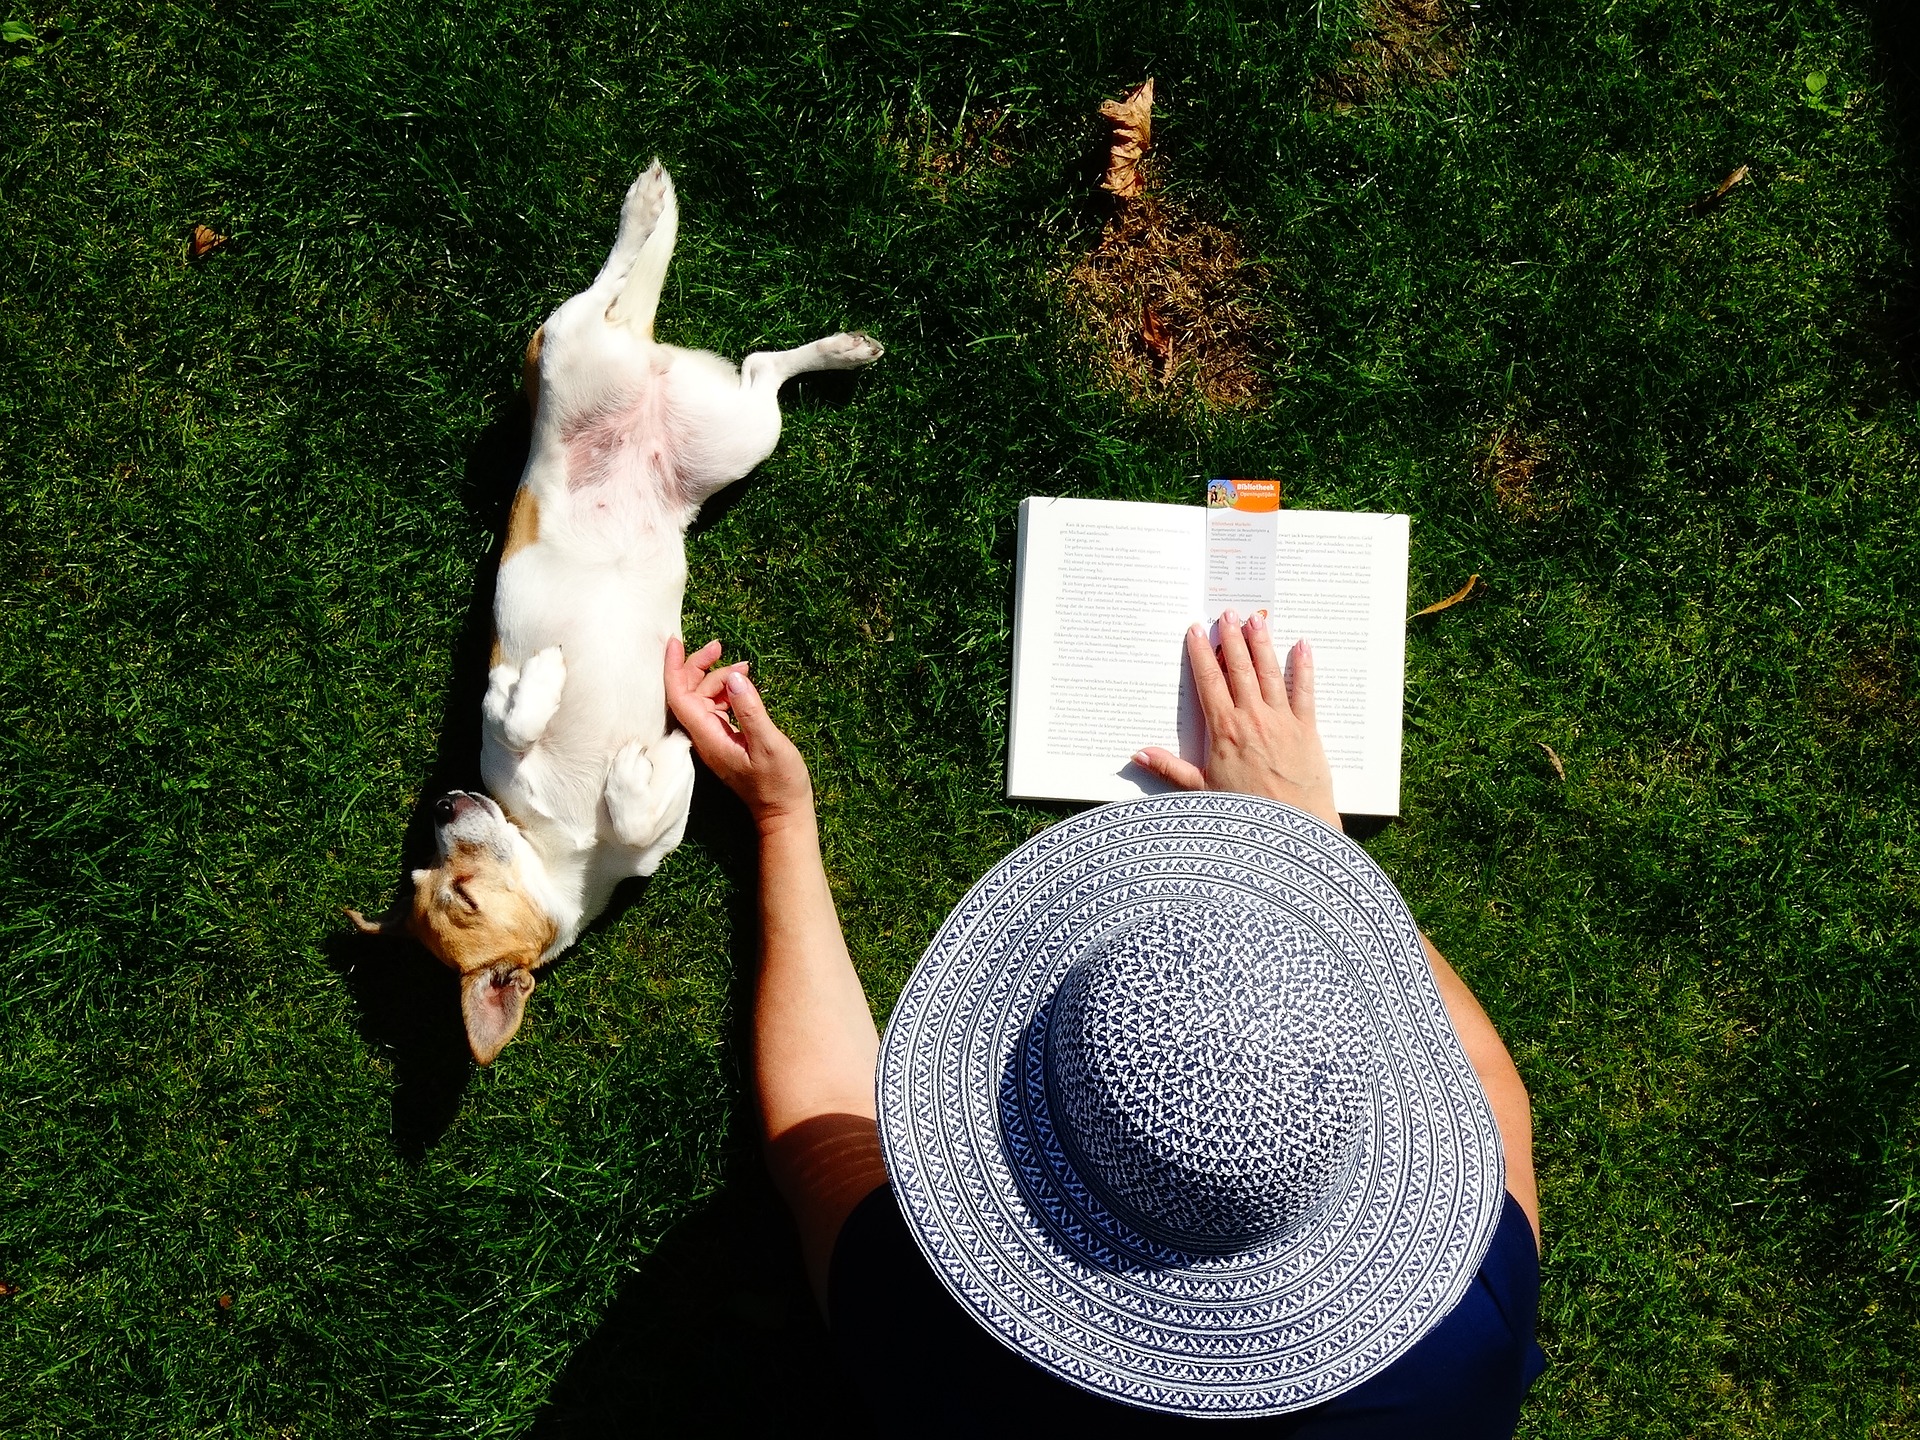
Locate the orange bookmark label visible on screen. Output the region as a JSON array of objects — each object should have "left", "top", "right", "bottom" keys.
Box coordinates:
[
  {"left": 1205, "top": 478, "right": 1280, "bottom": 619},
  {"left": 1205, "top": 477, "right": 1281, "bottom": 513}
]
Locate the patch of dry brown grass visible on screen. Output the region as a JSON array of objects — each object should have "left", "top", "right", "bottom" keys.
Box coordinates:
[
  {"left": 1480, "top": 416, "right": 1571, "bottom": 521},
  {"left": 1062, "top": 185, "right": 1275, "bottom": 409},
  {"left": 1317, "top": 0, "right": 1470, "bottom": 109},
  {"left": 1817, "top": 634, "right": 1917, "bottom": 750}
]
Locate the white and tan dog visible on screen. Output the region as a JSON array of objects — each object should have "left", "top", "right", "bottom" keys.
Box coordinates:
[{"left": 351, "top": 161, "right": 882, "bottom": 1063}]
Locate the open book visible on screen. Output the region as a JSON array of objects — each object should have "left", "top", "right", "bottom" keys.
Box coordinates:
[{"left": 1007, "top": 496, "right": 1410, "bottom": 815}]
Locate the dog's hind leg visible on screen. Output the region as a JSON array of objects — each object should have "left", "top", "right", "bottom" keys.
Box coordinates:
[
  {"left": 740, "top": 331, "right": 885, "bottom": 390},
  {"left": 674, "top": 332, "right": 885, "bottom": 508}
]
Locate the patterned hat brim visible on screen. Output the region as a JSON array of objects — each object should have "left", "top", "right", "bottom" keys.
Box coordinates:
[{"left": 876, "top": 793, "right": 1507, "bottom": 1416}]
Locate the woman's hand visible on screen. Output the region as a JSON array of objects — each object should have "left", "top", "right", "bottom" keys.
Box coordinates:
[
  {"left": 1134, "top": 610, "right": 1342, "bottom": 832},
  {"left": 665, "top": 637, "right": 814, "bottom": 833}
]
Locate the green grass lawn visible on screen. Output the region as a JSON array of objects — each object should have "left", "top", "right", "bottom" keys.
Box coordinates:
[{"left": 3, "top": 0, "right": 1917, "bottom": 1433}]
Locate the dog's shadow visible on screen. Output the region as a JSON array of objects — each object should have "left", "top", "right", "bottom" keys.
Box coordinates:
[{"left": 324, "top": 391, "right": 541, "bottom": 1156}]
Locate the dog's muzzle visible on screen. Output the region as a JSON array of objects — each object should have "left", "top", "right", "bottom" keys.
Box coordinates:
[{"left": 430, "top": 790, "right": 511, "bottom": 858}]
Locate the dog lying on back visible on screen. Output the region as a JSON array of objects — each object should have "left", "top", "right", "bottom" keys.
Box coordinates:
[{"left": 351, "top": 161, "right": 882, "bottom": 1063}]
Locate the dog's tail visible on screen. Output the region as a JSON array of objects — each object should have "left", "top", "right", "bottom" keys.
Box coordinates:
[{"left": 603, "top": 160, "right": 678, "bottom": 338}]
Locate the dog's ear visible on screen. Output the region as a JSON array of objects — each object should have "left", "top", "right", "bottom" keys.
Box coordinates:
[
  {"left": 345, "top": 903, "right": 401, "bottom": 936},
  {"left": 461, "top": 961, "right": 537, "bottom": 1065},
  {"left": 345, "top": 873, "right": 427, "bottom": 936}
]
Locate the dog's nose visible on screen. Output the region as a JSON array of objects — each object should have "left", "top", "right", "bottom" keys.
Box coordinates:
[{"left": 434, "top": 794, "right": 458, "bottom": 824}]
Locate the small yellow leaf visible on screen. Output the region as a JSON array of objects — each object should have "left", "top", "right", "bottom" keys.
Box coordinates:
[
  {"left": 190, "top": 224, "right": 228, "bottom": 259},
  {"left": 1537, "top": 742, "right": 1566, "bottom": 781},
  {"left": 1411, "top": 573, "right": 1481, "bottom": 617},
  {"left": 1711, "top": 164, "right": 1751, "bottom": 199}
]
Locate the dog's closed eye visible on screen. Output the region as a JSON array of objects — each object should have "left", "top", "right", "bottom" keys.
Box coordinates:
[{"left": 453, "top": 877, "right": 481, "bottom": 911}]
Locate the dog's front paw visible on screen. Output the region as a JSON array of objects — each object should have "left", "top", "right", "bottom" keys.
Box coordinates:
[
  {"left": 485, "top": 647, "right": 566, "bottom": 752},
  {"left": 606, "top": 733, "right": 695, "bottom": 863},
  {"left": 824, "top": 331, "right": 885, "bottom": 368},
  {"left": 604, "top": 740, "right": 656, "bottom": 848},
  {"left": 483, "top": 662, "right": 521, "bottom": 738}
]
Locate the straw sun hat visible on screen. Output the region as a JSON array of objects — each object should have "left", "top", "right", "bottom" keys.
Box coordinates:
[{"left": 876, "top": 792, "right": 1506, "bottom": 1416}]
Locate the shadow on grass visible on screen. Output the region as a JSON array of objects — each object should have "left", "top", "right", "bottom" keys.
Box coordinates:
[
  {"left": 527, "top": 1159, "right": 872, "bottom": 1435},
  {"left": 530, "top": 771, "right": 876, "bottom": 1434},
  {"left": 327, "top": 392, "right": 536, "bottom": 1157},
  {"left": 1860, "top": 0, "right": 1920, "bottom": 390}
]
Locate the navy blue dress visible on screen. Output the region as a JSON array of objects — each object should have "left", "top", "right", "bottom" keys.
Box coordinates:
[{"left": 830, "top": 1185, "right": 1546, "bottom": 1437}]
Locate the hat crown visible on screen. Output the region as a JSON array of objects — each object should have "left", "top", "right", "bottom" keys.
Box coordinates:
[{"left": 1044, "top": 902, "right": 1378, "bottom": 1252}]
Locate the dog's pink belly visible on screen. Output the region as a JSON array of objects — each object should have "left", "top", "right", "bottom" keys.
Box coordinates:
[{"left": 562, "top": 380, "right": 677, "bottom": 499}]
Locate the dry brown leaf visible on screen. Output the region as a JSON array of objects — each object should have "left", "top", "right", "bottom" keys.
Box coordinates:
[
  {"left": 1411, "top": 573, "right": 1481, "bottom": 617},
  {"left": 0, "top": 1279, "right": 16, "bottom": 1298},
  {"left": 190, "top": 224, "right": 228, "bottom": 259},
  {"left": 1537, "top": 742, "right": 1566, "bottom": 781},
  {"left": 1686, "top": 164, "right": 1751, "bottom": 214},
  {"left": 1140, "top": 303, "right": 1173, "bottom": 369},
  {"left": 1099, "top": 79, "right": 1153, "bottom": 201}
]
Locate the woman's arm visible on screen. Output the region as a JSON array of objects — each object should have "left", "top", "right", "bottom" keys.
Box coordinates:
[
  {"left": 664, "top": 639, "right": 886, "bottom": 1308},
  {"left": 1422, "top": 934, "right": 1539, "bottom": 1247}
]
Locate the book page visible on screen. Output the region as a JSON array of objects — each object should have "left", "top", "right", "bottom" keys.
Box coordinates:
[
  {"left": 1008, "top": 498, "right": 1205, "bottom": 802},
  {"left": 1263, "top": 510, "right": 1410, "bottom": 816}
]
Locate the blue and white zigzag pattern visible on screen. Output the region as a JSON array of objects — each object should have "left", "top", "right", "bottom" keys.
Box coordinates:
[{"left": 876, "top": 792, "right": 1506, "bottom": 1417}]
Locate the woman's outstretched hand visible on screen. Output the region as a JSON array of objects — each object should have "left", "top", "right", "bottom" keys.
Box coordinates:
[
  {"left": 1134, "top": 610, "right": 1343, "bottom": 832},
  {"left": 665, "top": 637, "right": 814, "bottom": 833}
]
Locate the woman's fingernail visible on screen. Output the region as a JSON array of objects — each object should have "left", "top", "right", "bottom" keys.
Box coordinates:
[
  {"left": 1132, "top": 751, "right": 1151, "bottom": 765},
  {"left": 1300, "top": 637, "right": 1313, "bottom": 658},
  {"left": 725, "top": 671, "right": 749, "bottom": 694},
  {"left": 1251, "top": 610, "right": 1268, "bottom": 632},
  {"left": 1189, "top": 623, "right": 1205, "bottom": 639},
  {"left": 1223, "top": 608, "right": 1240, "bottom": 627}
]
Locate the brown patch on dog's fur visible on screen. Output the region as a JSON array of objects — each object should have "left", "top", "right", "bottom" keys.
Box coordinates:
[
  {"left": 523, "top": 325, "right": 546, "bottom": 417},
  {"left": 1317, "top": 0, "right": 1470, "bottom": 109},
  {"left": 1062, "top": 191, "right": 1275, "bottom": 409},
  {"left": 502, "top": 485, "right": 541, "bottom": 564}
]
